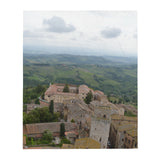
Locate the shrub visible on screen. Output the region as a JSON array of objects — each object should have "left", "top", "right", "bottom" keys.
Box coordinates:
[
  {"left": 23, "top": 105, "right": 27, "bottom": 112},
  {"left": 35, "top": 98, "right": 40, "bottom": 104},
  {"left": 71, "top": 119, "right": 75, "bottom": 123},
  {"left": 52, "top": 142, "right": 56, "bottom": 147},
  {"left": 61, "top": 137, "right": 71, "bottom": 144},
  {"left": 42, "top": 130, "right": 53, "bottom": 144}
]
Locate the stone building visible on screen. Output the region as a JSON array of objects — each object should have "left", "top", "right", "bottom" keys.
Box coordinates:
[
  {"left": 108, "top": 115, "right": 137, "bottom": 148},
  {"left": 42, "top": 83, "right": 105, "bottom": 104},
  {"left": 90, "top": 101, "right": 124, "bottom": 118},
  {"left": 44, "top": 83, "right": 79, "bottom": 103},
  {"left": 65, "top": 99, "right": 92, "bottom": 126},
  {"left": 90, "top": 117, "right": 111, "bottom": 148},
  {"left": 115, "top": 104, "right": 137, "bottom": 116},
  {"left": 23, "top": 122, "right": 78, "bottom": 139},
  {"left": 65, "top": 131, "right": 78, "bottom": 144},
  {"left": 26, "top": 104, "right": 42, "bottom": 113}
]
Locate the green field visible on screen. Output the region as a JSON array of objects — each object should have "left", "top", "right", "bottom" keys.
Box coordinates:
[{"left": 23, "top": 54, "right": 137, "bottom": 105}]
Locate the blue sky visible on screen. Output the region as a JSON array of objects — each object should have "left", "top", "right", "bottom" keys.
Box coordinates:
[{"left": 23, "top": 11, "right": 137, "bottom": 56}]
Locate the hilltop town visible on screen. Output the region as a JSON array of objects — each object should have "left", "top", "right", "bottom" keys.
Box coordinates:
[{"left": 23, "top": 83, "right": 137, "bottom": 149}]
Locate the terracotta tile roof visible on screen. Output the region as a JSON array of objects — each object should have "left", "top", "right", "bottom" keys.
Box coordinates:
[
  {"left": 24, "top": 122, "right": 78, "bottom": 135},
  {"left": 94, "top": 90, "right": 104, "bottom": 95},
  {"left": 45, "top": 83, "right": 78, "bottom": 96},
  {"left": 65, "top": 131, "right": 79, "bottom": 136},
  {"left": 111, "top": 120, "right": 137, "bottom": 138},
  {"left": 74, "top": 138, "right": 101, "bottom": 149},
  {"left": 79, "top": 85, "right": 94, "bottom": 94},
  {"left": 23, "top": 125, "right": 27, "bottom": 135},
  {"left": 126, "top": 128, "right": 137, "bottom": 137},
  {"left": 111, "top": 114, "right": 137, "bottom": 122},
  {"left": 45, "top": 84, "right": 57, "bottom": 96}
]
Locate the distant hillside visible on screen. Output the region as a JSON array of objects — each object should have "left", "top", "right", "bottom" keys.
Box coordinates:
[
  {"left": 24, "top": 53, "right": 137, "bottom": 66},
  {"left": 23, "top": 53, "right": 137, "bottom": 104}
]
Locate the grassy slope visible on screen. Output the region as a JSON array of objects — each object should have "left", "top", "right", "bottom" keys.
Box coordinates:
[{"left": 23, "top": 54, "right": 137, "bottom": 103}]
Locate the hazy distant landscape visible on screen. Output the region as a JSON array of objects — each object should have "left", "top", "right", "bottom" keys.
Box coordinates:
[{"left": 23, "top": 52, "right": 137, "bottom": 105}]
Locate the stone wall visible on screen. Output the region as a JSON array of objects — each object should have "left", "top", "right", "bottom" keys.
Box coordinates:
[
  {"left": 90, "top": 117, "right": 111, "bottom": 148},
  {"left": 108, "top": 118, "right": 137, "bottom": 148},
  {"left": 45, "top": 94, "right": 79, "bottom": 103},
  {"left": 39, "top": 100, "right": 49, "bottom": 107},
  {"left": 65, "top": 99, "right": 92, "bottom": 128}
]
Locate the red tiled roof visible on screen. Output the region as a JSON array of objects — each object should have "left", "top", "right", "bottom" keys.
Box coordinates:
[
  {"left": 65, "top": 131, "right": 79, "bottom": 136},
  {"left": 45, "top": 84, "right": 57, "bottom": 96},
  {"left": 24, "top": 122, "right": 78, "bottom": 135},
  {"left": 94, "top": 90, "right": 104, "bottom": 95}
]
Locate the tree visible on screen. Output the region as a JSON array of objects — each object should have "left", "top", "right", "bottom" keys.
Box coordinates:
[
  {"left": 49, "top": 100, "right": 54, "bottom": 115},
  {"left": 61, "top": 137, "right": 71, "bottom": 144},
  {"left": 23, "top": 112, "right": 28, "bottom": 124},
  {"left": 35, "top": 85, "right": 45, "bottom": 94},
  {"left": 118, "top": 98, "right": 123, "bottom": 104},
  {"left": 63, "top": 84, "right": 69, "bottom": 92},
  {"left": 41, "top": 93, "right": 45, "bottom": 100},
  {"left": 35, "top": 98, "right": 40, "bottom": 104},
  {"left": 84, "top": 90, "right": 93, "bottom": 104},
  {"left": 42, "top": 130, "right": 53, "bottom": 144},
  {"left": 60, "top": 123, "right": 65, "bottom": 137},
  {"left": 23, "top": 105, "right": 27, "bottom": 112},
  {"left": 23, "top": 107, "right": 57, "bottom": 124},
  {"left": 71, "top": 119, "right": 75, "bottom": 123}
]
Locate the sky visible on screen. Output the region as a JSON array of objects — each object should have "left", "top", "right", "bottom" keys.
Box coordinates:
[{"left": 23, "top": 11, "right": 137, "bottom": 56}]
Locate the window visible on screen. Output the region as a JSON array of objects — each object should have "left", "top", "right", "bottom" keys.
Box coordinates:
[
  {"left": 122, "top": 138, "right": 124, "bottom": 142},
  {"left": 125, "top": 138, "right": 127, "bottom": 142},
  {"left": 99, "top": 138, "right": 101, "bottom": 142}
]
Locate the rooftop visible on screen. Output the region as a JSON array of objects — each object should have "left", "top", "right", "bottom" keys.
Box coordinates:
[
  {"left": 74, "top": 138, "right": 101, "bottom": 149},
  {"left": 111, "top": 114, "right": 137, "bottom": 122},
  {"left": 111, "top": 120, "right": 137, "bottom": 137},
  {"left": 24, "top": 122, "right": 78, "bottom": 135}
]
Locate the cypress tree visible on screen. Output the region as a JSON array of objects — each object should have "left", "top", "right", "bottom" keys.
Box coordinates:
[
  {"left": 60, "top": 123, "right": 65, "bottom": 137},
  {"left": 49, "top": 100, "right": 54, "bottom": 115},
  {"left": 63, "top": 84, "right": 69, "bottom": 92}
]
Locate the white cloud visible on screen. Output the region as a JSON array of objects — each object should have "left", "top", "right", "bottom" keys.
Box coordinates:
[
  {"left": 23, "top": 11, "right": 137, "bottom": 56},
  {"left": 101, "top": 27, "right": 122, "bottom": 38},
  {"left": 43, "top": 16, "right": 76, "bottom": 33}
]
